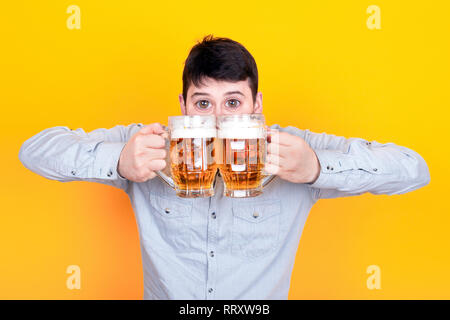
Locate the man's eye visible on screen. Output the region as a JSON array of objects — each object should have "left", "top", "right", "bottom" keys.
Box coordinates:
[
  {"left": 196, "top": 100, "right": 211, "bottom": 109},
  {"left": 225, "top": 99, "right": 240, "bottom": 108}
]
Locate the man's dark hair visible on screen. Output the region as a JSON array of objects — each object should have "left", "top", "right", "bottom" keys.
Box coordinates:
[{"left": 182, "top": 35, "right": 258, "bottom": 103}]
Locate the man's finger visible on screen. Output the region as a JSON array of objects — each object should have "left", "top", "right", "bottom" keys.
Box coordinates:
[
  {"left": 143, "top": 147, "right": 167, "bottom": 160},
  {"left": 139, "top": 123, "right": 166, "bottom": 135},
  {"left": 267, "top": 142, "right": 289, "bottom": 158},
  {"left": 264, "top": 163, "right": 280, "bottom": 175},
  {"left": 139, "top": 134, "right": 167, "bottom": 149},
  {"left": 146, "top": 171, "right": 157, "bottom": 181},
  {"left": 147, "top": 159, "right": 166, "bottom": 172},
  {"left": 270, "top": 131, "right": 301, "bottom": 146},
  {"left": 266, "top": 153, "right": 285, "bottom": 168},
  {"left": 160, "top": 130, "right": 169, "bottom": 140}
]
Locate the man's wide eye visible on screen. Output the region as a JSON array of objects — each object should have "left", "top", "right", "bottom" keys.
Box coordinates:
[
  {"left": 225, "top": 99, "right": 240, "bottom": 108},
  {"left": 196, "top": 100, "right": 211, "bottom": 109}
]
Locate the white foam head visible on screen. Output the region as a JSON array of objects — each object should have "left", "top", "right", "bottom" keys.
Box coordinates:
[
  {"left": 218, "top": 127, "right": 264, "bottom": 139},
  {"left": 169, "top": 115, "right": 216, "bottom": 139},
  {"left": 217, "top": 115, "right": 265, "bottom": 139},
  {"left": 171, "top": 127, "right": 216, "bottom": 139}
]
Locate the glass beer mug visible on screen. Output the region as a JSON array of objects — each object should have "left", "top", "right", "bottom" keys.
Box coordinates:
[
  {"left": 156, "top": 115, "right": 218, "bottom": 198},
  {"left": 216, "top": 114, "right": 275, "bottom": 198}
]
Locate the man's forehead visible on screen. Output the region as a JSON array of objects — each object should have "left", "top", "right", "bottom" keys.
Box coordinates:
[{"left": 187, "top": 77, "right": 251, "bottom": 94}]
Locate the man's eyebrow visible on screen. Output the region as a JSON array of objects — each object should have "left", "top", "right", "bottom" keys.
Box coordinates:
[
  {"left": 224, "top": 91, "right": 245, "bottom": 96},
  {"left": 190, "top": 92, "right": 211, "bottom": 98}
]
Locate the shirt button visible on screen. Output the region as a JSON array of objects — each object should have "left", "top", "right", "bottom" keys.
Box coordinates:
[
  {"left": 208, "top": 288, "right": 213, "bottom": 293},
  {"left": 211, "top": 212, "right": 216, "bottom": 219},
  {"left": 164, "top": 208, "right": 171, "bottom": 214},
  {"left": 373, "top": 168, "right": 378, "bottom": 172},
  {"left": 107, "top": 169, "right": 113, "bottom": 177},
  {"left": 71, "top": 170, "right": 76, "bottom": 175},
  {"left": 209, "top": 251, "right": 214, "bottom": 257}
]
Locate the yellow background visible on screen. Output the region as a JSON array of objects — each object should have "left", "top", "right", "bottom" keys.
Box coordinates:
[{"left": 1, "top": 1, "right": 448, "bottom": 299}]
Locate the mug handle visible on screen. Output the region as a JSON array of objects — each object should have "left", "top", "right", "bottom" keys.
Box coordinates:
[
  {"left": 261, "top": 126, "right": 278, "bottom": 188},
  {"left": 155, "top": 125, "right": 175, "bottom": 189}
]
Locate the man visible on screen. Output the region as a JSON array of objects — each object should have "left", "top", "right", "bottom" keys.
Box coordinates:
[{"left": 19, "top": 35, "right": 430, "bottom": 299}]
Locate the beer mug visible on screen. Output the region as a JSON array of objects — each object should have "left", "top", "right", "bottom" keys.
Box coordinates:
[
  {"left": 156, "top": 115, "right": 218, "bottom": 198},
  {"left": 216, "top": 114, "right": 275, "bottom": 198}
]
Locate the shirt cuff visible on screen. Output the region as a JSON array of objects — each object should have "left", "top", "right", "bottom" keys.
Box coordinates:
[
  {"left": 91, "top": 142, "right": 127, "bottom": 181},
  {"left": 307, "top": 149, "right": 357, "bottom": 189}
]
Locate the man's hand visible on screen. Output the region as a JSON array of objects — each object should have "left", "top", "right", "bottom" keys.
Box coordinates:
[
  {"left": 265, "top": 131, "right": 321, "bottom": 184},
  {"left": 117, "top": 123, "right": 167, "bottom": 183}
]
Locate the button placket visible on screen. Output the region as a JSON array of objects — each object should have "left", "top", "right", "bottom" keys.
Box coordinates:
[{"left": 206, "top": 197, "right": 218, "bottom": 299}]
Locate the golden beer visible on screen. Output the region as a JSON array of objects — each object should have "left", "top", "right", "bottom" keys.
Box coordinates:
[
  {"left": 170, "top": 137, "right": 217, "bottom": 197},
  {"left": 217, "top": 114, "right": 267, "bottom": 198},
  {"left": 167, "top": 115, "right": 217, "bottom": 198}
]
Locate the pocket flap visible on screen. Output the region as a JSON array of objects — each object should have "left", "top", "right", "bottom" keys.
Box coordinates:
[
  {"left": 232, "top": 200, "right": 281, "bottom": 223},
  {"left": 149, "top": 193, "right": 193, "bottom": 218}
]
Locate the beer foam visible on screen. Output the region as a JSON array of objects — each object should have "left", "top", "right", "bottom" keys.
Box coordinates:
[
  {"left": 170, "top": 115, "right": 216, "bottom": 128},
  {"left": 218, "top": 127, "right": 265, "bottom": 139},
  {"left": 171, "top": 128, "right": 217, "bottom": 139}
]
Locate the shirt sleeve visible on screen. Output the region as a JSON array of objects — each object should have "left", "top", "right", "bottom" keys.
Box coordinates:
[
  {"left": 18, "top": 123, "right": 144, "bottom": 192},
  {"left": 271, "top": 124, "right": 431, "bottom": 201}
]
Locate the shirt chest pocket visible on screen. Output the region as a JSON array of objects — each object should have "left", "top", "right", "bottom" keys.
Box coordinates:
[
  {"left": 231, "top": 199, "right": 282, "bottom": 259},
  {"left": 148, "top": 193, "right": 193, "bottom": 252}
]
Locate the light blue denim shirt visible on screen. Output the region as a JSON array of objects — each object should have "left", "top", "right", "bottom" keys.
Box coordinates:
[{"left": 18, "top": 123, "right": 430, "bottom": 299}]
